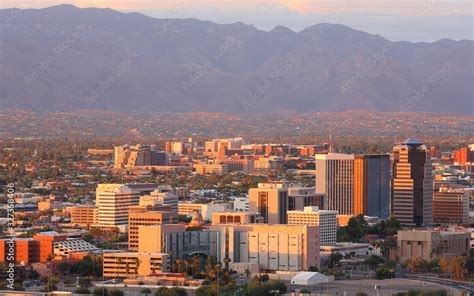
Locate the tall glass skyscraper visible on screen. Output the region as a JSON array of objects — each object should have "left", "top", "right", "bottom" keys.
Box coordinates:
[{"left": 354, "top": 155, "right": 391, "bottom": 219}]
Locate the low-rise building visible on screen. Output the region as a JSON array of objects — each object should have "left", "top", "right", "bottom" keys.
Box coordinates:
[
  {"left": 68, "top": 205, "right": 98, "bottom": 226},
  {"left": 194, "top": 162, "right": 228, "bottom": 175},
  {"left": 232, "top": 196, "right": 249, "bottom": 212},
  {"left": 53, "top": 239, "right": 98, "bottom": 256},
  {"left": 320, "top": 243, "right": 379, "bottom": 262},
  {"left": 138, "top": 225, "right": 218, "bottom": 261},
  {"left": 211, "top": 224, "right": 320, "bottom": 272},
  {"left": 397, "top": 229, "right": 470, "bottom": 262},
  {"left": 103, "top": 251, "right": 170, "bottom": 278},
  {"left": 288, "top": 187, "right": 325, "bottom": 210},
  {"left": 211, "top": 211, "right": 263, "bottom": 225},
  {"left": 140, "top": 188, "right": 179, "bottom": 213},
  {"left": 433, "top": 189, "right": 469, "bottom": 224},
  {"left": 178, "top": 203, "right": 231, "bottom": 220}
]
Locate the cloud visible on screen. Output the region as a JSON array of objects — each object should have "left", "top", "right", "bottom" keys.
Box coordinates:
[{"left": 279, "top": 0, "right": 315, "bottom": 14}]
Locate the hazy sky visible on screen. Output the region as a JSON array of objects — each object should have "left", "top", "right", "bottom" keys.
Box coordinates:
[{"left": 2, "top": 0, "right": 473, "bottom": 41}]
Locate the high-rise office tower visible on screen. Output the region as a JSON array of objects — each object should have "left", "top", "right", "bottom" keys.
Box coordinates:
[
  {"left": 96, "top": 184, "right": 140, "bottom": 226},
  {"left": 248, "top": 182, "right": 290, "bottom": 224},
  {"left": 391, "top": 139, "right": 433, "bottom": 226},
  {"left": 354, "top": 155, "right": 391, "bottom": 218},
  {"left": 315, "top": 153, "right": 354, "bottom": 215}
]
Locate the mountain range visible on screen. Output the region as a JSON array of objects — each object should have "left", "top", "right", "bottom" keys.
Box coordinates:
[{"left": 0, "top": 5, "right": 472, "bottom": 114}]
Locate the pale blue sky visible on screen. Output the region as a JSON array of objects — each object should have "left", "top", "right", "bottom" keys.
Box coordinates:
[{"left": 1, "top": 0, "right": 473, "bottom": 41}]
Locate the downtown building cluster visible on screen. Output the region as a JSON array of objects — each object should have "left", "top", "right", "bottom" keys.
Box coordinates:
[{"left": 1, "top": 137, "right": 473, "bottom": 290}]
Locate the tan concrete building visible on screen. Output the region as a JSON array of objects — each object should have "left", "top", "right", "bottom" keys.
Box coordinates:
[
  {"left": 288, "top": 207, "right": 337, "bottom": 246},
  {"left": 433, "top": 189, "right": 469, "bottom": 225},
  {"left": 194, "top": 162, "right": 228, "bottom": 175},
  {"left": 103, "top": 251, "right": 170, "bottom": 278},
  {"left": 215, "top": 157, "right": 254, "bottom": 173},
  {"left": 69, "top": 206, "right": 98, "bottom": 226},
  {"left": 211, "top": 211, "right": 263, "bottom": 225},
  {"left": 397, "top": 229, "right": 470, "bottom": 262},
  {"left": 211, "top": 224, "right": 320, "bottom": 272},
  {"left": 249, "top": 182, "right": 290, "bottom": 224},
  {"left": 128, "top": 211, "right": 178, "bottom": 251},
  {"left": 138, "top": 225, "right": 218, "bottom": 261},
  {"left": 114, "top": 144, "right": 166, "bottom": 169},
  {"left": 140, "top": 188, "right": 179, "bottom": 213}
]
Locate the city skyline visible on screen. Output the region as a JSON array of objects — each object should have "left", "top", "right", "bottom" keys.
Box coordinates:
[{"left": 0, "top": 1, "right": 472, "bottom": 294}]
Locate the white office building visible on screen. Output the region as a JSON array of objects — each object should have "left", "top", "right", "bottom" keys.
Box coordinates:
[{"left": 288, "top": 206, "right": 338, "bottom": 246}]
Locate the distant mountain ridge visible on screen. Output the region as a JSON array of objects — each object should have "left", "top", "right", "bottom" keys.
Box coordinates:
[{"left": 0, "top": 5, "right": 472, "bottom": 114}]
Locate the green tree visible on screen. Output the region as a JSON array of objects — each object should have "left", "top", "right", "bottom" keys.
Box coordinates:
[
  {"left": 74, "top": 288, "right": 91, "bottom": 294},
  {"left": 365, "top": 255, "right": 385, "bottom": 269},
  {"left": 78, "top": 277, "right": 91, "bottom": 288},
  {"left": 327, "top": 252, "right": 343, "bottom": 268},
  {"left": 308, "top": 266, "right": 319, "bottom": 272},
  {"left": 109, "top": 290, "right": 124, "bottom": 296},
  {"left": 155, "top": 287, "right": 187, "bottom": 296},
  {"left": 140, "top": 288, "right": 152, "bottom": 296},
  {"left": 375, "top": 266, "right": 395, "bottom": 280},
  {"left": 43, "top": 278, "right": 58, "bottom": 292},
  {"left": 93, "top": 287, "right": 109, "bottom": 296},
  {"left": 259, "top": 274, "right": 269, "bottom": 282},
  {"left": 57, "top": 262, "right": 71, "bottom": 275},
  {"left": 337, "top": 215, "right": 368, "bottom": 242}
]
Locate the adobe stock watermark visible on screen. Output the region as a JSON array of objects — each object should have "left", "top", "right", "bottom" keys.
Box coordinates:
[
  {"left": 5, "top": 183, "right": 17, "bottom": 290},
  {"left": 161, "top": 0, "right": 192, "bottom": 29},
  {"left": 401, "top": 60, "right": 454, "bottom": 112},
  {"left": 241, "top": 54, "right": 298, "bottom": 111},
  {"left": 24, "top": 26, "right": 91, "bottom": 85},
  {"left": 182, "top": 35, "right": 242, "bottom": 92}
]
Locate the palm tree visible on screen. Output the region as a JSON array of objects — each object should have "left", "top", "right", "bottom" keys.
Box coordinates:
[
  {"left": 184, "top": 259, "right": 191, "bottom": 275},
  {"left": 176, "top": 257, "right": 183, "bottom": 274},
  {"left": 223, "top": 257, "right": 231, "bottom": 271},
  {"left": 192, "top": 256, "right": 201, "bottom": 276}
]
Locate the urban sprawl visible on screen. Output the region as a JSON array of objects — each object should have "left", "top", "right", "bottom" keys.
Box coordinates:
[{"left": 1, "top": 138, "right": 473, "bottom": 296}]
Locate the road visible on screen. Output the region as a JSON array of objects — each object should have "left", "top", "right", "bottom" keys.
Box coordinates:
[{"left": 399, "top": 274, "right": 474, "bottom": 294}]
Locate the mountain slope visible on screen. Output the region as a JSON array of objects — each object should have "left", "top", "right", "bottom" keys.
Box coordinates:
[{"left": 0, "top": 5, "right": 472, "bottom": 113}]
